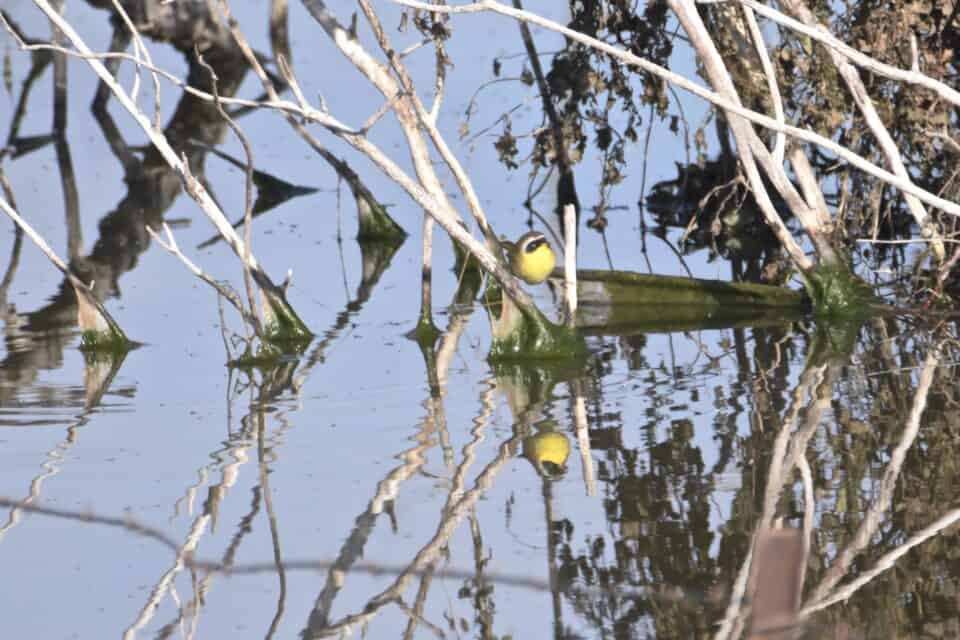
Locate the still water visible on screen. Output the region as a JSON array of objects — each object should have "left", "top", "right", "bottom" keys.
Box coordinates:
[{"left": 2, "top": 2, "right": 958, "bottom": 639}]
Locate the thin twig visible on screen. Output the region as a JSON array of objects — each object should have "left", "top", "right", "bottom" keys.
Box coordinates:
[
  {"left": 146, "top": 223, "right": 260, "bottom": 330},
  {"left": 741, "top": 3, "right": 785, "bottom": 164},
  {"left": 108, "top": 0, "right": 162, "bottom": 130},
  {"left": 195, "top": 44, "right": 263, "bottom": 336}
]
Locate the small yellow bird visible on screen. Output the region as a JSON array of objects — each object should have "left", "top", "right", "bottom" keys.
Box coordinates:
[{"left": 501, "top": 231, "right": 556, "bottom": 285}]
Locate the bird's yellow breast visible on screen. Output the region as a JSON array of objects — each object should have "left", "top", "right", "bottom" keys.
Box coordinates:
[{"left": 513, "top": 240, "right": 556, "bottom": 284}]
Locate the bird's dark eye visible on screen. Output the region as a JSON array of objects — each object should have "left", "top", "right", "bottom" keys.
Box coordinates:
[{"left": 525, "top": 237, "right": 546, "bottom": 253}]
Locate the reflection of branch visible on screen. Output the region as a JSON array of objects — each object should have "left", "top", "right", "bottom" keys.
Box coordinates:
[
  {"left": 258, "top": 412, "right": 287, "bottom": 640},
  {"left": 802, "top": 507, "right": 960, "bottom": 616},
  {"left": 305, "top": 374, "right": 499, "bottom": 637},
  {"left": 123, "top": 414, "right": 258, "bottom": 639},
  {"left": 0, "top": 169, "right": 24, "bottom": 314},
  {"left": 48, "top": 0, "right": 84, "bottom": 262},
  {"left": 715, "top": 360, "right": 833, "bottom": 640},
  {"left": 0, "top": 495, "right": 699, "bottom": 601},
  {"left": 304, "top": 421, "right": 436, "bottom": 629},
  {"left": 400, "top": 565, "right": 443, "bottom": 640},
  {"left": 307, "top": 433, "right": 519, "bottom": 638},
  {"left": 305, "top": 309, "right": 479, "bottom": 630},
  {"left": 804, "top": 346, "right": 940, "bottom": 609},
  {"left": 123, "top": 513, "right": 212, "bottom": 639},
  {"left": 0, "top": 427, "right": 75, "bottom": 542},
  {"left": 570, "top": 378, "right": 596, "bottom": 497}
]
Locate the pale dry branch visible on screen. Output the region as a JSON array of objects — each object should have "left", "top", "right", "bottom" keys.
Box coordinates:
[
  {"left": 194, "top": 45, "right": 263, "bottom": 336},
  {"left": 425, "top": 1, "right": 447, "bottom": 124},
  {"left": 355, "top": 0, "right": 498, "bottom": 247},
  {"left": 146, "top": 223, "right": 260, "bottom": 331},
  {"left": 361, "top": 90, "right": 405, "bottom": 133},
  {"left": 0, "top": 21, "right": 248, "bottom": 109},
  {"left": 394, "top": 0, "right": 960, "bottom": 223},
  {"left": 201, "top": 0, "right": 529, "bottom": 315},
  {"left": 562, "top": 203, "right": 577, "bottom": 325},
  {"left": 0, "top": 192, "right": 69, "bottom": 274},
  {"left": 779, "top": 0, "right": 945, "bottom": 261},
  {"left": 399, "top": 38, "right": 431, "bottom": 58},
  {"left": 741, "top": 3, "right": 785, "bottom": 164},
  {"left": 701, "top": 0, "right": 960, "bottom": 111},
  {"left": 307, "top": 0, "right": 456, "bottom": 224},
  {"left": 0, "top": 189, "right": 124, "bottom": 338},
  {"left": 669, "top": 0, "right": 815, "bottom": 270},
  {"left": 107, "top": 0, "right": 162, "bottom": 130},
  {"left": 788, "top": 146, "right": 833, "bottom": 231},
  {"left": 419, "top": 215, "right": 436, "bottom": 325},
  {"left": 256, "top": 2, "right": 531, "bottom": 307}
]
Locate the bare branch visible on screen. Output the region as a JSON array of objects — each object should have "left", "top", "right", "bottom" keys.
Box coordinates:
[
  {"left": 562, "top": 203, "right": 577, "bottom": 325},
  {"left": 779, "top": 0, "right": 945, "bottom": 261},
  {"left": 146, "top": 223, "right": 260, "bottom": 331},
  {"left": 741, "top": 4, "right": 785, "bottom": 164},
  {"left": 393, "top": 0, "right": 960, "bottom": 222},
  {"left": 701, "top": 0, "right": 960, "bottom": 110},
  {"left": 108, "top": 0, "right": 162, "bottom": 130},
  {"left": 194, "top": 46, "right": 263, "bottom": 336}
]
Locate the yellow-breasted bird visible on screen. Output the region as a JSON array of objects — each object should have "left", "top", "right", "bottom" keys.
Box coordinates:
[{"left": 501, "top": 231, "right": 556, "bottom": 285}]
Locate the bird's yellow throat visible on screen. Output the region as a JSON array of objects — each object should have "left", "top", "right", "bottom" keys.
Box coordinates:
[{"left": 509, "top": 233, "right": 556, "bottom": 285}]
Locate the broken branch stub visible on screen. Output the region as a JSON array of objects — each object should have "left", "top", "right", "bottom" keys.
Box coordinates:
[{"left": 0, "top": 193, "right": 130, "bottom": 352}]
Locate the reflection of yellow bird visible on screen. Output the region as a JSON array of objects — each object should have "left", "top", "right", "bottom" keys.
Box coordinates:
[
  {"left": 502, "top": 231, "right": 556, "bottom": 285},
  {"left": 523, "top": 430, "right": 570, "bottom": 479}
]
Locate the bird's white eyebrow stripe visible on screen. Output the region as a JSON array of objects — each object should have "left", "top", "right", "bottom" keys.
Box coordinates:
[{"left": 525, "top": 237, "right": 547, "bottom": 252}]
